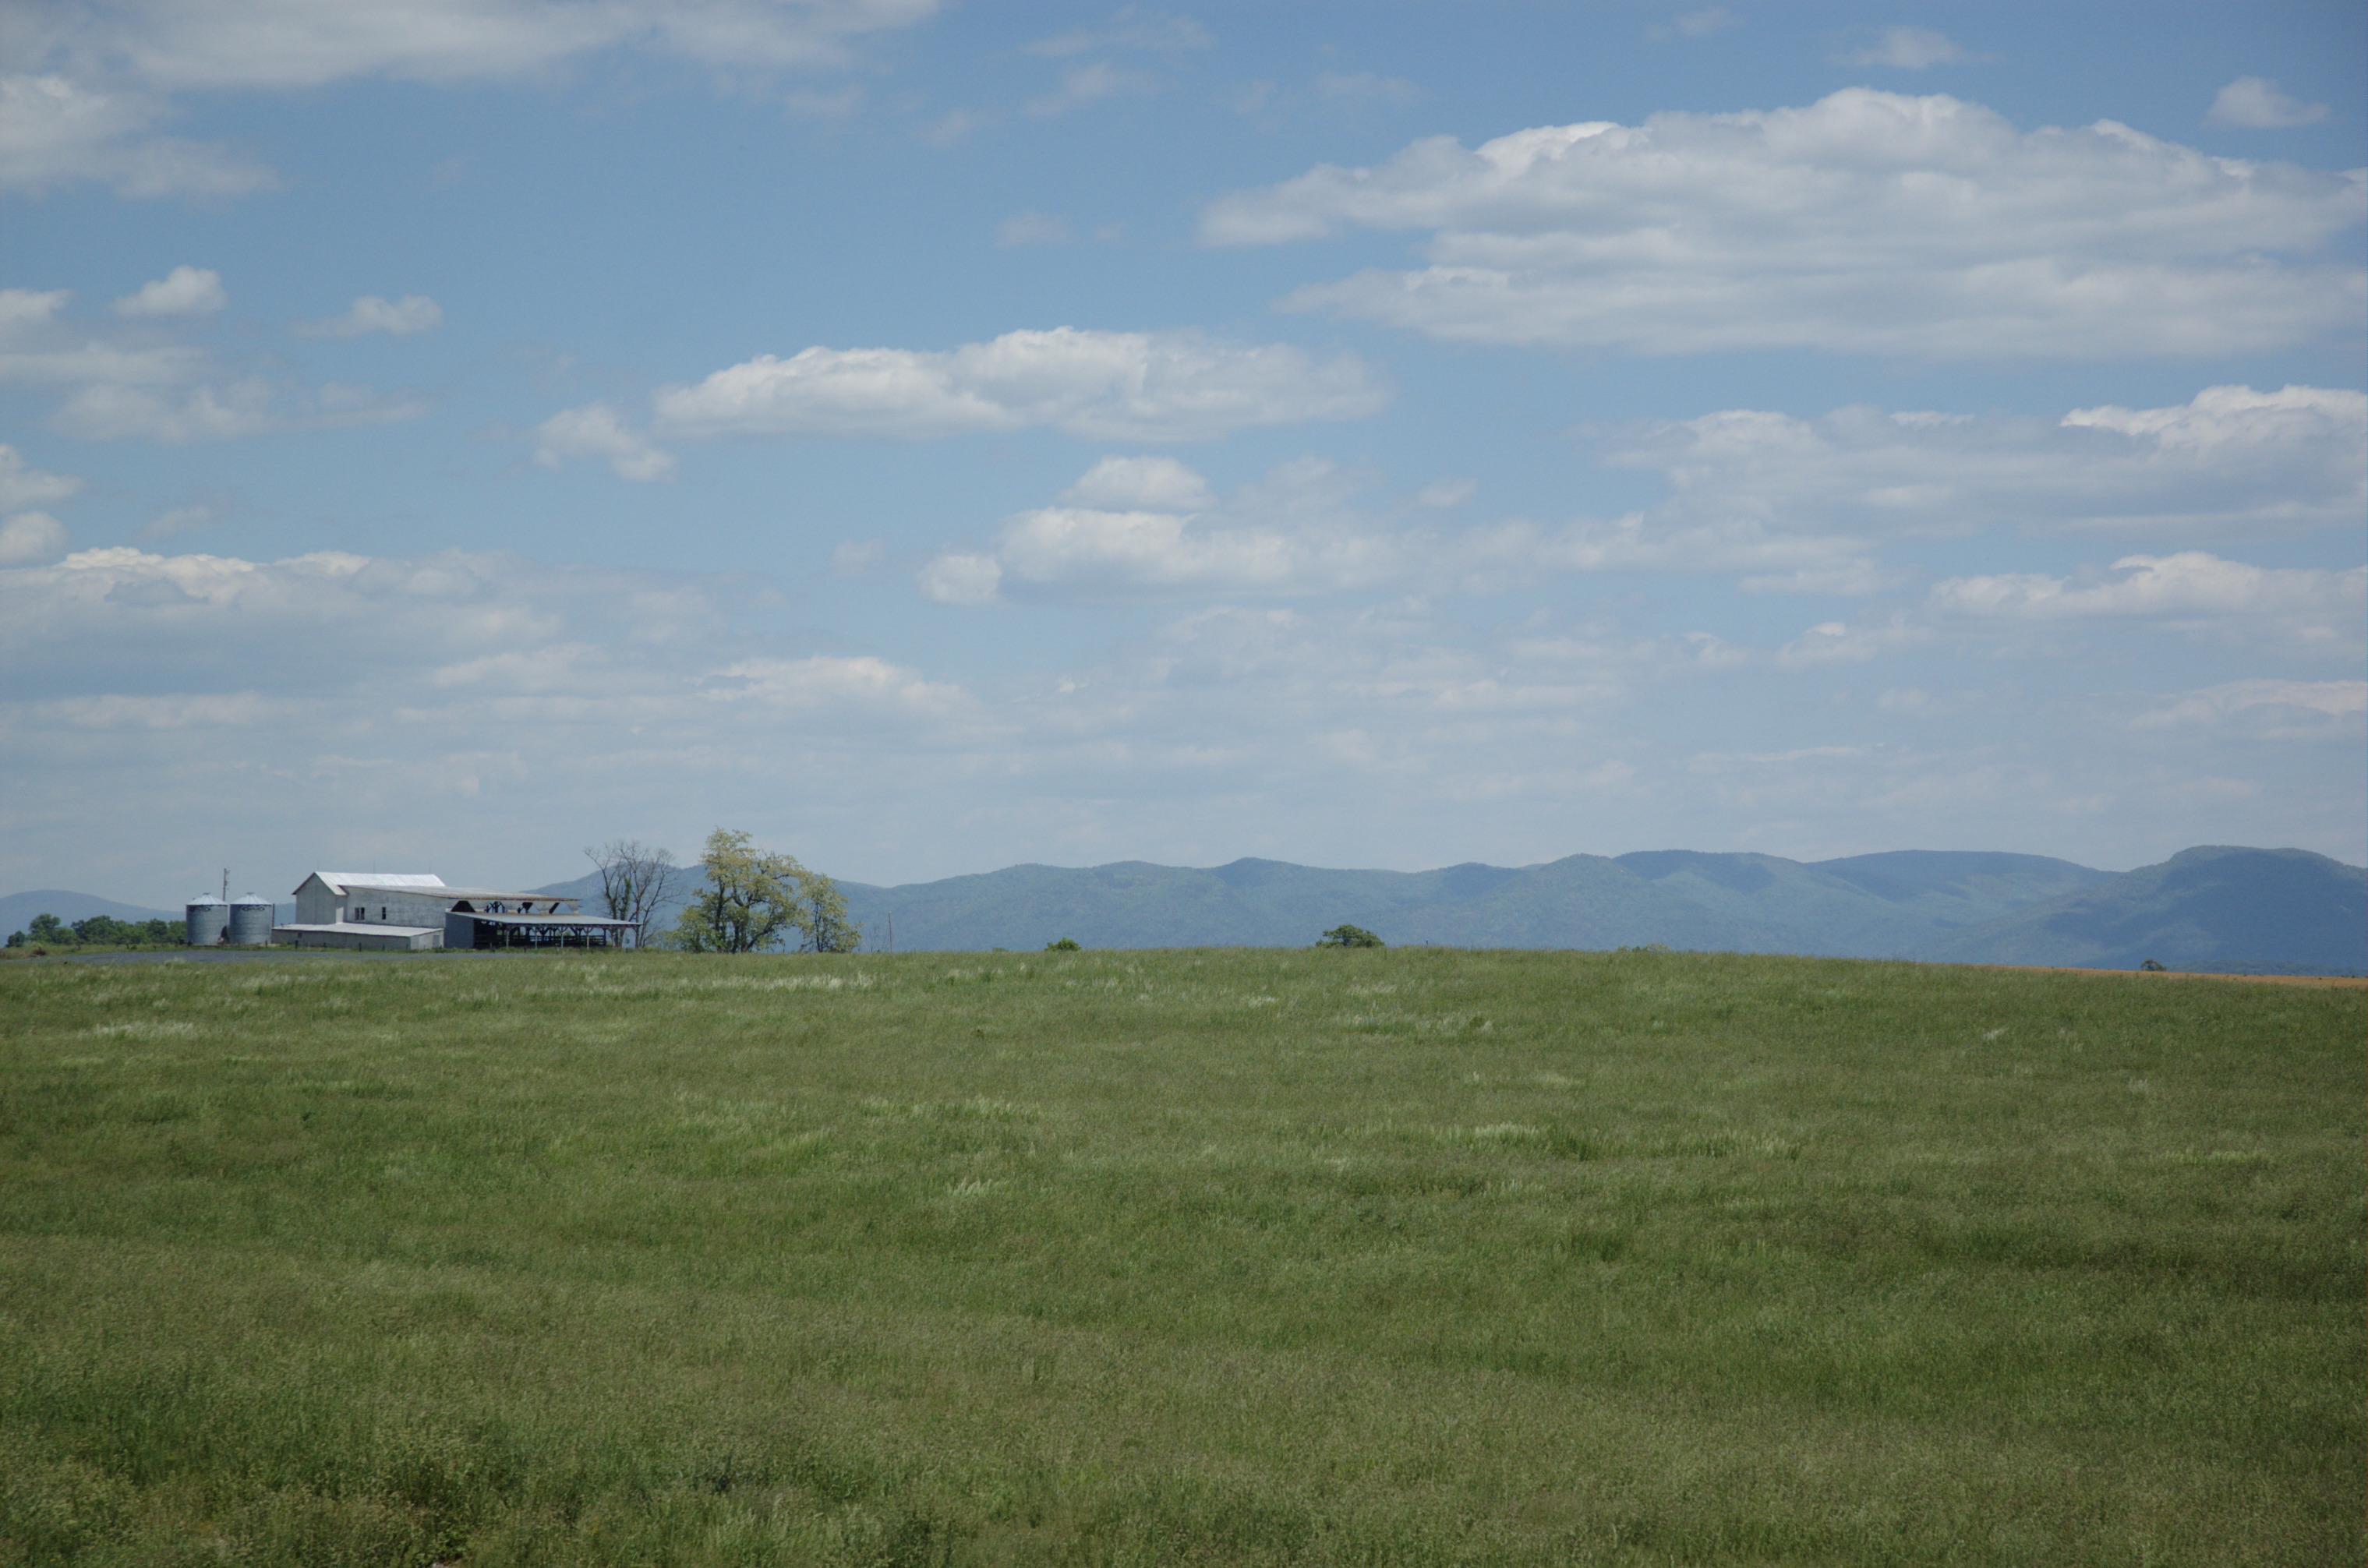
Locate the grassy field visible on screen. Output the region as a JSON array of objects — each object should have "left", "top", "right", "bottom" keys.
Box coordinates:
[{"left": 0, "top": 947, "right": 2359, "bottom": 1566}]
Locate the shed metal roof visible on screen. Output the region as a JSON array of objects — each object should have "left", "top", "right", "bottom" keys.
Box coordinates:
[{"left": 307, "top": 872, "right": 447, "bottom": 892}]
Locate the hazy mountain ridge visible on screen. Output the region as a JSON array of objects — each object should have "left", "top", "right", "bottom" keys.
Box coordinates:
[
  {"left": 1912, "top": 846, "right": 2366, "bottom": 973},
  {"left": 535, "top": 848, "right": 2122, "bottom": 960},
  {"left": 16, "top": 846, "right": 2356, "bottom": 973}
]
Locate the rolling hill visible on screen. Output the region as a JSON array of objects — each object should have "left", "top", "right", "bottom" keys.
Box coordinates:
[{"left": 1912, "top": 846, "right": 2367, "bottom": 974}]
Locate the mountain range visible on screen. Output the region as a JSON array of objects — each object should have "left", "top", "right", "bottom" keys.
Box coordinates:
[
  {"left": 12, "top": 846, "right": 2361, "bottom": 974},
  {"left": 537, "top": 843, "right": 2363, "bottom": 975}
]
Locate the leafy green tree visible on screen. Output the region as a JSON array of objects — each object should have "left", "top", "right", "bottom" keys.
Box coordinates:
[
  {"left": 673, "top": 828, "right": 858, "bottom": 955},
  {"left": 25, "top": 913, "right": 69, "bottom": 945},
  {"left": 1317, "top": 924, "right": 1384, "bottom": 948},
  {"left": 797, "top": 874, "right": 860, "bottom": 954},
  {"left": 1045, "top": 937, "right": 1081, "bottom": 952}
]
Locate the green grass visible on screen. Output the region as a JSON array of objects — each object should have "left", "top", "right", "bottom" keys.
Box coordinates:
[{"left": 0, "top": 948, "right": 2359, "bottom": 1566}]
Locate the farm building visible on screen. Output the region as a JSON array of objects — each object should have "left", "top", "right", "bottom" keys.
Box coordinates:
[{"left": 273, "top": 873, "right": 637, "bottom": 951}]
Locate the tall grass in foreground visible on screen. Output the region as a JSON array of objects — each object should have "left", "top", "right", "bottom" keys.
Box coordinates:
[{"left": 0, "top": 948, "right": 2359, "bottom": 1566}]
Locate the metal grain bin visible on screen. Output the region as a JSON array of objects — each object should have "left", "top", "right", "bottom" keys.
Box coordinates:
[
  {"left": 186, "top": 895, "right": 230, "bottom": 946},
  {"left": 228, "top": 893, "right": 274, "bottom": 945}
]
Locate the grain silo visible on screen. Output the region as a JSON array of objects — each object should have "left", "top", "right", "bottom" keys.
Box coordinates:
[
  {"left": 185, "top": 895, "right": 230, "bottom": 946},
  {"left": 228, "top": 892, "right": 275, "bottom": 945}
]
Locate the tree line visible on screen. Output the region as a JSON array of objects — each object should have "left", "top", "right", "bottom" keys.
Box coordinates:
[{"left": 5, "top": 913, "right": 181, "bottom": 948}]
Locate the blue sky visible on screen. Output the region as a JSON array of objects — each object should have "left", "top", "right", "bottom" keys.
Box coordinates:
[{"left": 2, "top": 0, "right": 2362, "bottom": 905}]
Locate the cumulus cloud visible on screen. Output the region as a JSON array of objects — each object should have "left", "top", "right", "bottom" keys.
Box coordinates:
[
  {"left": 0, "top": 511, "right": 68, "bottom": 565},
  {"left": 0, "top": 445, "right": 81, "bottom": 509},
  {"left": 1199, "top": 89, "right": 2366, "bottom": 358},
  {"left": 1058, "top": 454, "right": 1214, "bottom": 510},
  {"left": 1927, "top": 552, "right": 2366, "bottom": 654},
  {"left": 295, "top": 295, "right": 443, "bottom": 337},
  {"left": 920, "top": 454, "right": 1876, "bottom": 606},
  {"left": 532, "top": 403, "right": 677, "bottom": 480},
  {"left": 907, "top": 380, "right": 2362, "bottom": 608},
  {"left": 2207, "top": 76, "right": 2328, "bottom": 129},
  {"left": 112, "top": 265, "right": 226, "bottom": 316},
  {"left": 533, "top": 328, "right": 1387, "bottom": 467},
  {"left": 916, "top": 553, "right": 1003, "bottom": 605},
  {"left": 1834, "top": 26, "right": 1981, "bottom": 68}
]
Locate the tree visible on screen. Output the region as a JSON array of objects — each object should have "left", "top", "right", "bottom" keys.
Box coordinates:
[
  {"left": 797, "top": 872, "right": 860, "bottom": 954},
  {"left": 585, "top": 839, "right": 679, "bottom": 948},
  {"left": 1045, "top": 938, "right": 1080, "bottom": 952},
  {"left": 673, "top": 828, "right": 857, "bottom": 955},
  {"left": 1317, "top": 924, "right": 1384, "bottom": 948}
]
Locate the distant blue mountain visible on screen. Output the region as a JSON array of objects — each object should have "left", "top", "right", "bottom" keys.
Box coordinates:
[
  {"left": 1912, "top": 846, "right": 2366, "bottom": 974},
  {"left": 536, "top": 847, "right": 2116, "bottom": 959},
  {"left": 1, "top": 890, "right": 178, "bottom": 937}
]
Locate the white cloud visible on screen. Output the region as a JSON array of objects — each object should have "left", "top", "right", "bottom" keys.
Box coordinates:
[
  {"left": 1834, "top": 26, "right": 1981, "bottom": 69},
  {"left": 1026, "top": 61, "right": 1154, "bottom": 116},
  {"left": 295, "top": 295, "right": 443, "bottom": 337},
  {"left": 925, "top": 454, "right": 1878, "bottom": 606},
  {"left": 2130, "top": 680, "right": 2365, "bottom": 737},
  {"left": 5, "top": 541, "right": 2362, "bottom": 892},
  {"left": 1667, "top": 9, "right": 1741, "bottom": 39},
  {"left": 51, "top": 377, "right": 422, "bottom": 442},
  {"left": 622, "top": 327, "right": 1387, "bottom": 448},
  {"left": 0, "top": 73, "right": 275, "bottom": 197},
  {"left": 143, "top": 503, "right": 214, "bottom": 540},
  {"left": 1312, "top": 72, "right": 1421, "bottom": 108},
  {"left": 1025, "top": 8, "right": 1210, "bottom": 56},
  {"left": 1200, "top": 89, "right": 2366, "bottom": 358},
  {"left": 112, "top": 265, "right": 226, "bottom": 316},
  {"left": 0, "top": 511, "right": 67, "bottom": 564},
  {"left": 3, "top": 284, "right": 423, "bottom": 440},
  {"left": 1058, "top": 454, "right": 1214, "bottom": 510},
  {"left": 1927, "top": 552, "right": 2366, "bottom": 653},
  {"left": 1601, "top": 384, "right": 2366, "bottom": 539},
  {"left": 532, "top": 403, "right": 677, "bottom": 481},
  {"left": 8, "top": 0, "right": 942, "bottom": 91},
  {"left": 917, "top": 553, "right": 1004, "bottom": 605},
  {"left": 2207, "top": 76, "right": 2328, "bottom": 130},
  {"left": 0, "top": 445, "right": 80, "bottom": 509},
  {"left": 913, "top": 375, "right": 2366, "bottom": 609},
  {"left": 2, "top": 2, "right": 938, "bottom": 199},
  {"left": 995, "top": 210, "right": 1072, "bottom": 247}
]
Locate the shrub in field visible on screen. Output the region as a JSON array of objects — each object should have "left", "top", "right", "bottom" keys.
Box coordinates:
[
  {"left": 1045, "top": 938, "right": 1080, "bottom": 952},
  {"left": 1316, "top": 924, "right": 1383, "bottom": 948}
]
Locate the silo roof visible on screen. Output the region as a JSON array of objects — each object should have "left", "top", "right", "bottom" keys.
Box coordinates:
[{"left": 187, "top": 895, "right": 228, "bottom": 906}]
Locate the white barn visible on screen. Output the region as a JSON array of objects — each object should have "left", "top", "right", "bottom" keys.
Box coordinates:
[{"left": 274, "top": 873, "right": 634, "bottom": 951}]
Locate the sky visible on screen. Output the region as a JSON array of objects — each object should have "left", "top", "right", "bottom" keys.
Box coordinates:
[{"left": 2, "top": 0, "right": 2362, "bottom": 906}]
